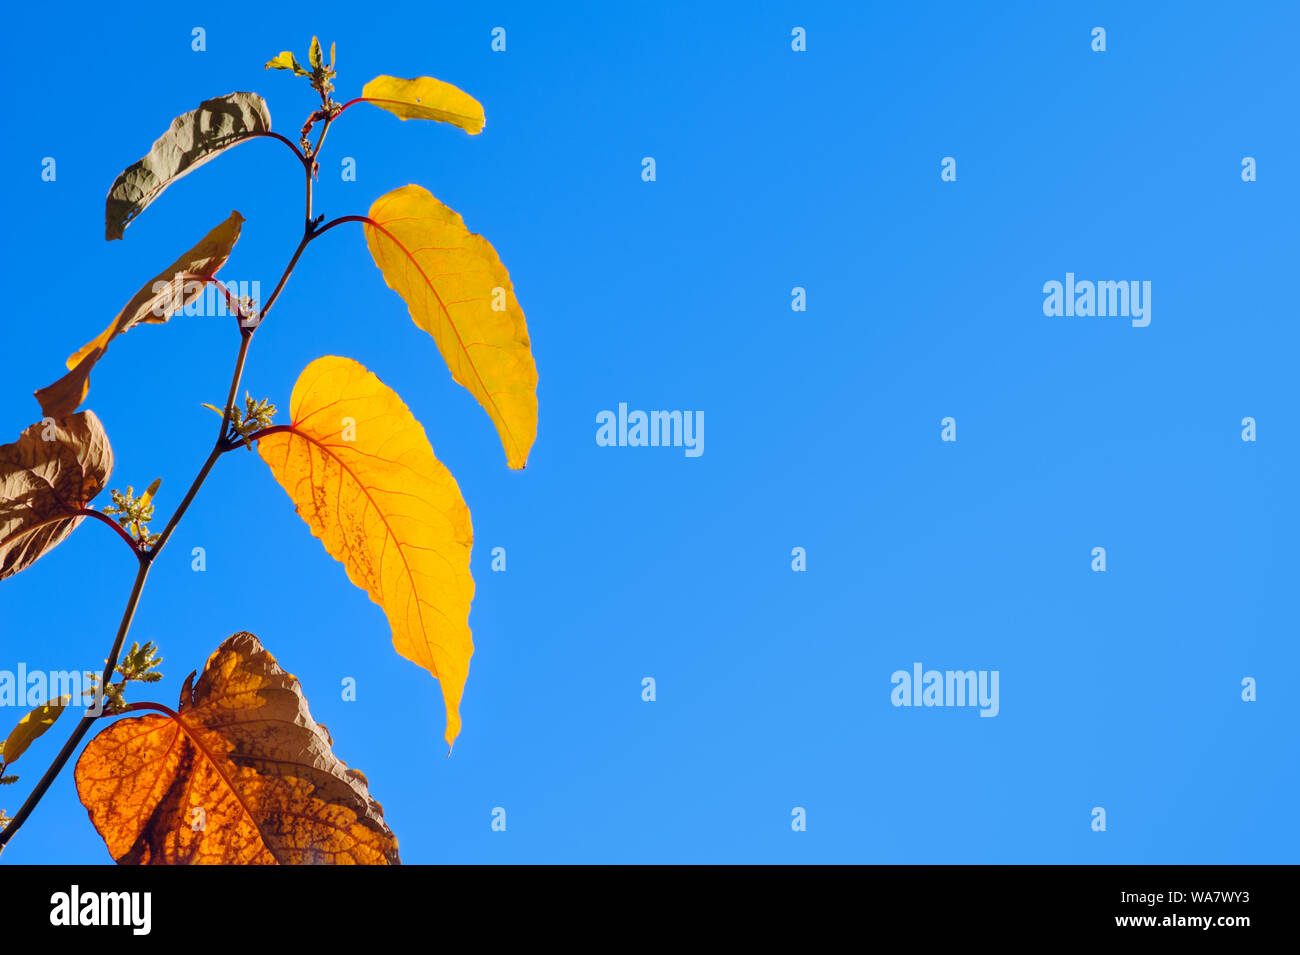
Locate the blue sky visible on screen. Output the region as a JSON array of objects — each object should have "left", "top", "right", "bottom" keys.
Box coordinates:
[{"left": 1, "top": 0, "right": 1296, "bottom": 863}]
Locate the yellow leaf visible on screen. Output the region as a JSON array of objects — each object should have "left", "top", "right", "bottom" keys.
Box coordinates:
[
  {"left": 257, "top": 357, "right": 474, "bottom": 747},
  {"left": 139, "top": 477, "right": 162, "bottom": 509},
  {"left": 364, "top": 184, "right": 538, "bottom": 469},
  {"left": 35, "top": 212, "right": 244, "bottom": 419},
  {"left": 76, "top": 632, "right": 400, "bottom": 864},
  {"left": 360, "top": 75, "right": 485, "bottom": 134},
  {"left": 265, "top": 51, "right": 308, "bottom": 76},
  {"left": 2, "top": 696, "right": 70, "bottom": 765},
  {"left": 0, "top": 411, "right": 113, "bottom": 580}
]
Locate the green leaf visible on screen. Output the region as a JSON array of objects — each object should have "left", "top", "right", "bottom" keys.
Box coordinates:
[
  {"left": 105, "top": 92, "right": 271, "bottom": 240},
  {"left": 309, "top": 36, "right": 324, "bottom": 71},
  {"left": 266, "top": 51, "right": 309, "bottom": 76},
  {"left": 2, "top": 697, "right": 71, "bottom": 765}
]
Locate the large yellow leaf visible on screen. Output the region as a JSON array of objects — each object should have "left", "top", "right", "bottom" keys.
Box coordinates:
[
  {"left": 257, "top": 356, "right": 474, "bottom": 747},
  {"left": 76, "top": 632, "right": 400, "bottom": 864},
  {"left": 0, "top": 411, "right": 113, "bottom": 580},
  {"left": 364, "top": 184, "right": 538, "bottom": 469},
  {"left": 36, "top": 212, "right": 244, "bottom": 419},
  {"left": 106, "top": 92, "right": 269, "bottom": 239},
  {"left": 360, "top": 75, "right": 484, "bottom": 133}
]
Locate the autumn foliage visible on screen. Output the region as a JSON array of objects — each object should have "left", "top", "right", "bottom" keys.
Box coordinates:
[
  {"left": 76, "top": 633, "right": 401, "bottom": 864},
  {"left": 0, "top": 36, "right": 537, "bottom": 864}
]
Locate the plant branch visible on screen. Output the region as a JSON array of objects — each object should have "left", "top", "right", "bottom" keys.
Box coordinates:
[
  {"left": 0, "top": 510, "right": 142, "bottom": 561},
  {"left": 312, "top": 111, "right": 336, "bottom": 163},
  {"left": 0, "top": 318, "right": 255, "bottom": 852},
  {"left": 250, "top": 130, "right": 306, "bottom": 162},
  {"left": 303, "top": 158, "right": 315, "bottom": 232},
  {"left": 146, "top": 444, "right": 225, "bottom": 560},
  {"left": 244, "top": 425, "right": 294, "bottom": 442},
  {"left": 0, "top": 106, "right": 336, "bottom": 854},
  {"left": 0, "top": 559, "right": 150, "bottom": 852},
  {"left": 313, "top": 214, "right": 374, "bottom": 238},
  {"left": 0, "top": 324, "right": 257, "bottom": 850},
  {"left": 77, "top": 508, "right": 143, "bottom": 558},
  {"left": 260, "top": 235, "right": 313, "bottom": 324}
]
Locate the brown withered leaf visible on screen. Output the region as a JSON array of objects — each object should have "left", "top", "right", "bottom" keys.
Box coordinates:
[
  {"left": 36, "top": 211, "right": 244, "bottom": 419},
  {"left": 75, "top": 632, "right": 400, "bottom": 865},
  {"left": 106, "top": 92, "right": 269, "bottom": 239},
  {"left": 0, "top": 412, "right": 113, "bottom": 580}
]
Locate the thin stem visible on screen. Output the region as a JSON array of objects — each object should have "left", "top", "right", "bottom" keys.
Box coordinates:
[
  {"left": 313, "top": 112, "right": 336, "bottom": 162},
  {"left": 0, "top": 324, "right": 256, "bottom": 849},
  {"left": 76, "top": 508, "right": 142, "bottom": 557},
  {"left": 164, "top": 275, "right": 253, "bottom": 328},
  {"left": 259, "top": 235, "right": 312, "bottom": 324},
  {"left": 303, "top": 157, "right": 315, "bottom": 232},
  {"left": 146, "top": 445, "right": 223, "bottom": 561},
  {"left": 313, "top": 214, "right": 373, "bottom": 238},
  {"left": 150, "top": 322, "right": 257, "bottom": 564},
  {"left": 0, "top": 102, "right": 332, "bottom": 854},
  {"left": 217, "top": 332, "right": 253, "bottom": 437},
  {"left": 0, "top": 559, "right": 150, "bottom": 851},
  {"left": 0, "top": 510, "right": 141, "bottom": 561},
  {"left": 0, "top": 334, "right": 249, "bottom": 851},
  {"left": 250, "top": 130, "right": 306, "bottom": 162},
  {"left": 244, "top": 425, "right": 294, "bottom": 442},
  {"left": 202, "top": 276, "right": 244, "bottom": 316}
]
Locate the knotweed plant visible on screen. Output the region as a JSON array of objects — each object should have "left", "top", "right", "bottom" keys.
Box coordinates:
[{"left": 0, "top": 37, "right": 537, "bottom": 864}]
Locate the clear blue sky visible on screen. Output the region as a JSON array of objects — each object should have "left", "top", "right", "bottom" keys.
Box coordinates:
[{"left": 1, "top": 0, "right": 1296, "bottom": 863}]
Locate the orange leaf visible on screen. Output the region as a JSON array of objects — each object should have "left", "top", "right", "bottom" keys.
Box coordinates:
[
  {"left": 75, "top": 632, "right": 400, "bottom": 865},
  {"left": 0, "top": 412, "right": 113, "bottom": 579},
  {"left": 35, "top": 212, "right": 244, "bottom": 419},
  {"left": 364, "top": 184, "right": 538, "bottom": 469},
  {"left": 257, "top": 356, "right": 474, "bottom": 747}
]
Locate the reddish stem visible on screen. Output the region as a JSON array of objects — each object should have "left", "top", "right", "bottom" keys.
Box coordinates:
[
  {"left": 0, "top": 97, "right": 360, "bottom": 855},
  {"left": 249, "top": 130, "right": 306, "bottom": 162},
  {"left": 312, "top": 214, "right": 374, "bottom": 238},
  {"left": 245, "top": 425, "right": 294, "bottom": 442},
  {"left": 76, "top": 509, "right": 142, "bottom": 558}
]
